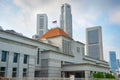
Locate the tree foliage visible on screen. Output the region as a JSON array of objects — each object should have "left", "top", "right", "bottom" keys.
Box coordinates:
[
  {"left": 105, "top": 73, "right": 115, "bottom": 79},
  {"left": 92, "top": 72, "right": 115, "bottom": 79}
]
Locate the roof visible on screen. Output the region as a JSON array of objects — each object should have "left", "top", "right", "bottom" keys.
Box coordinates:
[{"left": 38, "top": 28, "right": 71, "bottom": 40}]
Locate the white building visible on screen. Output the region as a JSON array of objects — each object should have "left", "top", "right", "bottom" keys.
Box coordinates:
[
  {"left": 0, "top": 28, "right": 109, "bottom": 78},
  {"left": 33, "top": 14, "right": 48, "bottom": 39},
  {"left": 86, "top": 26, "right": 103, "bottom": 60},
  {"left": 60, "top": 3, "right": 72, "bottom": 37}
]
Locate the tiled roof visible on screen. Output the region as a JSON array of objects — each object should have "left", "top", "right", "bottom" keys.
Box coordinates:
[{"left": 38, "top": 28, "right": 71, "bottom": 40}]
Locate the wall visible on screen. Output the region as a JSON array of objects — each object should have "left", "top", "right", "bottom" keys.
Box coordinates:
[{"left": 0, "top": 34, "right": 37, "bottom": 78}]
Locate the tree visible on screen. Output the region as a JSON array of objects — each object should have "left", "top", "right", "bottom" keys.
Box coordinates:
[
  {"left": 106, "top": 73, "right": 115, "bottom": 79},
  {"left": 97, "top": 72, "right": 104, "bottom": 78},
  {"left": 93, "top": 72, "right": 97, "bottom": 78}
]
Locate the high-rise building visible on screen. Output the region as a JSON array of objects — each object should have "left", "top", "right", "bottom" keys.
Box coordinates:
[
  {"left": 37, "top": 14, "right": 48, "bottom": 37},
  {"left": 32, "top": 14, "right": 48, "bottom": 39},
  {"left": 117, "top": 59, "right": 120, "bottom": 68},
  {"left": 60, "top": 3, "right": 72, "bottom": 37},
  {"left": 86, "top": 26, "right": 103, "bottom": 60},
  {"left": 109, "top": 51, "right": 118, "bottom": 73}
]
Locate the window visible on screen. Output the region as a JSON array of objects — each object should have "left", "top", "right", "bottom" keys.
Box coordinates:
[
  {"left": 12, "top": 68, "right": 17, "bottom": 77},
  {"left": 77, "top": 47, "right": 80, "bottom": 53},
  {"left": 23, "top": 68, "right": 27, "bottom": 77},
  {"left": 62, "top": 40, "right": 71, "bottom": 55},
  {"left": 1, "top": 51, "right": 7, "bottom": 62},
  {"left": 37, "top": 48, "right": 40, "bottom": 64},
  {"left": 40, "top": 17, "right": 44, "bottom": 29},
  {"left": 23, "top": 55, "right": 28, "bottom": 64},
  {"left": 0, "top": 67, "right": 6, "bottom": 77},
  {"left": 13, "top": 53, "right": 18, "bottom": 63},
  {"left": 88, "top": 29, "right": 99, "bottom": 44}
]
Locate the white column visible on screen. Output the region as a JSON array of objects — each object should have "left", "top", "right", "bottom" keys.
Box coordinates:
[
  {"left": 18, "top": 54, "right": 23, "bottom": 78},
  {"left": 28, "top": 55, "right": 35, "bottom": 77},
  {"left": 6, "top": 51, "right": 13, "bottom": 78},
  {"left": 62, "top": 72, "right": 65, "bottom": 78},
  {"left": 85, "top": 71, "right": 90, "bottom": 80}
]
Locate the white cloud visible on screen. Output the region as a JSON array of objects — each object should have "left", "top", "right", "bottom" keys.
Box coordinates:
[{"left": 109, "top": 8, "right": 120, "bottom": 25}]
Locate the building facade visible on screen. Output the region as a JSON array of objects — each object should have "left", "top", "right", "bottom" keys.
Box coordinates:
[
  {"left": 60, "top": 3, "right": 72, "bottom": 37},
  {"left": 0, "top": 28, "right": 109, "bottom": 78},
  {"left": 109, "top": 51, "right": 118, "bottom": 73},
  {"left": 0, "top": 30, "right": 37, "bottom": 78},
  {"left": 86, "top": 26, "right": 103, "bottom": 60}
]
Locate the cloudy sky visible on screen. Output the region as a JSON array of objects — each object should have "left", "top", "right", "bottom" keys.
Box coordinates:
[{"left": 0, "top": 0, "right": 120, "bottom": 61}]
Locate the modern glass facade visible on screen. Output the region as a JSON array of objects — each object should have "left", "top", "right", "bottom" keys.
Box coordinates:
[
  {"left": 109, "top": 51, "right": 118, "bottom": 73},
  {"left": 117, "top": 59, "right": 120, "bottom": 68}
]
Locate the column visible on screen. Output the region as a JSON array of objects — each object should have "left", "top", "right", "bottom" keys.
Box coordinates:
[
  {"left": 0, "top": 49, "right": 1, "bottom": 63},
  {"left": 85, "top": 70, "right": 90, "bottom": 80},
  {"left": 6, "top": 51, "right": 13, "bottom": 78},
  {"left": 61, "top": 72, "right": 65, "bottom": 78},
  {"left": 28, "top": 55, "right": 35, "bottom": 77},
  {"left": 18, "top": 54, "right": 23, "bottom": 78}
]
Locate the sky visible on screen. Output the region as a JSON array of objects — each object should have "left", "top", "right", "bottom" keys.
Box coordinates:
[{"left": 0, "top": 0, "right": 120, "bottom": 61}]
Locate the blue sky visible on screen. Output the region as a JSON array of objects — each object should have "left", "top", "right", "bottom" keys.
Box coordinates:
[{"left": 0, "top": 0, "right": 120, "bottom": 61}]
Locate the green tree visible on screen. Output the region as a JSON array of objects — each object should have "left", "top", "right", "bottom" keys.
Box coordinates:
[
  {"left": 93, "top": 72, "right": 97, "bottom": 78},
  {"left": 105, "top": 73, "right": 115, "bottom": 79},
  {"left": 97, "top": 72, "right": 104, "bottom": 78}
]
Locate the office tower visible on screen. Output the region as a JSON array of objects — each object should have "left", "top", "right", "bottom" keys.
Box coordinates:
[
  {"left": 37, "top": 14, "right": 48, "bottom": 37},
  {"left": 86, "top": 26, "right": 103, "bottom": 60},
  {"left": 60, "top": 3, "right": 72, "bottom": 37},
  {"left": 109, "top": 51, "right": 118, "bottom": 73},
  {"left": 117, "top": 59, "right": 120, "bottom": 68}
]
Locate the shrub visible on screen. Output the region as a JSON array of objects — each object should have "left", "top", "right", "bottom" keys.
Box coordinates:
[{"left": 105, "top": 73, "right": 115, "bottom": 79}]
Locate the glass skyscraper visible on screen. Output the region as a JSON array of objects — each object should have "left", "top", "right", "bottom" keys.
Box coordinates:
[
  {"left": 109, "top": 51, "right": 118, "bottom": 73},
  {"left": 60, "top": 3, "right": 72, "bottom": 37},
  {"left": 117, "top": 59, "right": 120, "bottom": 68},
  {"left": 86, "top": 26, "right": 103, "bottom": 60}
]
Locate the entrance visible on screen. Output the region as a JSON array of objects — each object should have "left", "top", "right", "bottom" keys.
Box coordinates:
[{"left": 64, "top": 71, "right": 85, "bottom": 78}]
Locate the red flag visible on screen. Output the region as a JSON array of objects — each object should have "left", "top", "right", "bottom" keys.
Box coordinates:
[{"left": 52, "top": 20, "right": 57, "bottom": 24}]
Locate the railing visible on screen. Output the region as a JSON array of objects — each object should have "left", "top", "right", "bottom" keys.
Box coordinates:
[{"left": 0, "top": 77, "right": 120, "bottom": 80}]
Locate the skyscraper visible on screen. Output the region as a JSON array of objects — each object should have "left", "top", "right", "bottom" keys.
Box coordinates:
[
  {"left": 117, "top": 59, "right": 120, "bottom": 68},
  {"left": 37, "top": 14, "right": 48, "bottom": 37},
  {"left": 109, "top": 51, "right": 118, "bottom": 73},
  {"left": 60, "top": 3, "right": 72, "bottom": 37},
  {"left": 86, "top": 26, "right": 103, "bottom": 60}
]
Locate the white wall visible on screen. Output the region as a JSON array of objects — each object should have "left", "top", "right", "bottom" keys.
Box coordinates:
[{"left": 0, "top": 36, "right": 37, "bottom": 78}]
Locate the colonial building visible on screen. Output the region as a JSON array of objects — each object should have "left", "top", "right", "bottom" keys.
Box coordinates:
[{"left": 0, "top": 28, "right": 109, "bottom": 78}]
